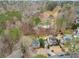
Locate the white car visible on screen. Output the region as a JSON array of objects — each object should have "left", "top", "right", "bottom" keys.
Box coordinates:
[{"left": 63, "top": 34, "right": 73, "bottom": 42}]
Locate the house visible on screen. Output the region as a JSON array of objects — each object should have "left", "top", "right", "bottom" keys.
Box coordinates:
[
  {"left": 47, "top": 35, "right": 59, "bottom": 46},
  {"left": 75, "top": 18, "right": 79, "bottom": 24}
]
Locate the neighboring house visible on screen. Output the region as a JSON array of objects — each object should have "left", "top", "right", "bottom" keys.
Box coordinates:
[{"left": 33, "top": 6, "right": 61, "bottom": 35}]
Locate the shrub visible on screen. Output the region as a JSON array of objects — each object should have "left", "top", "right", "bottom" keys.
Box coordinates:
[
  {"left": 64, "top": 37, "right": 79, "bottom": 55},
  {"left": 46, "top": 1, "right": 57, "bottom": 11},
  {"left": 9, "top": 28, "right": 21, "bottom": 41},
  {"left": 6, "top": 11, "right": 22, "bottom": 20},
  {"left": 0, "top": 27, "right": 4, "bottom": 35},
  {"left": 32, "top": 17, "right": 41, "bottom": 26},
  {"left": 0, "top": 11, "right": 21, "bottom": 23},
  {"left": 0, "top": 11, "right": 22, "bottom": 36},
  {"left": 39, "top": 38, "right": 45, "bottom": 48},
  {"left": 0, "top": 52, "right": 5, "bottom": 58},
  {"left": 0, "top": 13, "right": 8, "bottom": 24},
  {"left": 64, "top": 29, "right": 73, "bottom": 34},
  {"left": 71, "top": 23, "right": 79, "bottom": 30}
]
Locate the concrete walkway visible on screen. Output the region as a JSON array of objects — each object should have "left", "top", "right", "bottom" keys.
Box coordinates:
[{"left": 7, "top": 49, "right": 23, "bottom": 58}]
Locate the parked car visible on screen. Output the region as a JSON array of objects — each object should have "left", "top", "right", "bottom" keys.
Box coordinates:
[
  {"left": 32, "top": 39, "right": 40, "bottom": 48},
  {"left": 59, "top": 34, "right": 73, "bottom": 44},
  {"left": 63, "top": 34, "right": 73, "bottom": 42}
]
